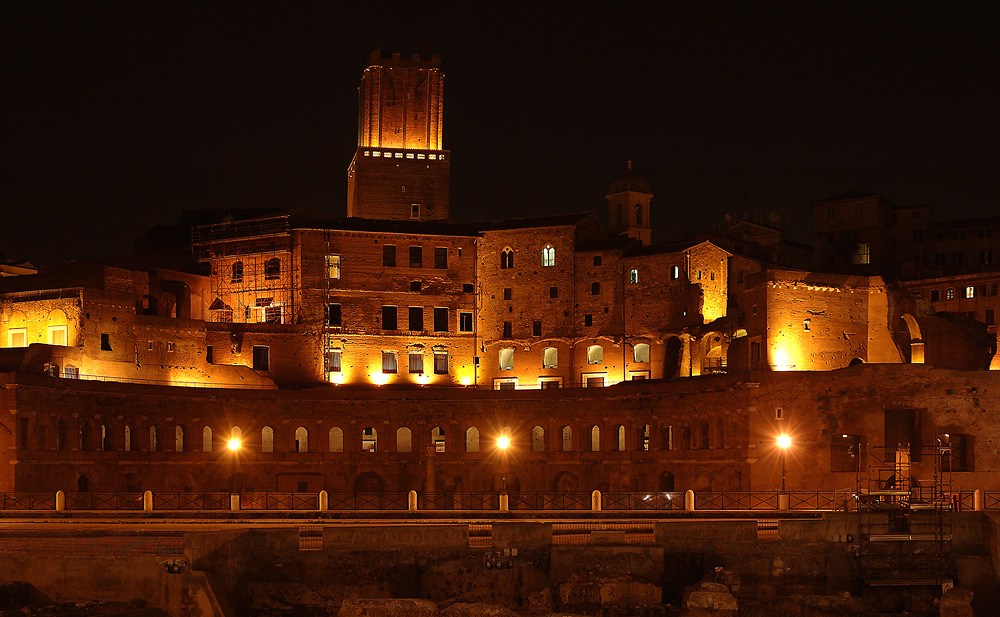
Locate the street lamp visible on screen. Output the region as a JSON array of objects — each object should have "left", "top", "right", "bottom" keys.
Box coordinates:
[
  {"left": 776, "top": 433, "right": 791, "bottom": 494},
  {"left": 228, "top": 437, "right": 241, "bottom": 492},
  {"left": 497, "top": 434, "right": 511, "bottom": 494}
]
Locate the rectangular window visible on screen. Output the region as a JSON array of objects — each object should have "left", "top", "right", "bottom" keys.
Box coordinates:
[
  {"left": 326, "top": 254, "right": 341, "bottom": 279},
  {"left": 982, "top": 248, "right": 993, "bottom": 264},
  {"left": 48, "top": 325, "right": 68, "bottom": 346},
  {"left": 101, "top": 333, "right": 112, "bottom": 351},
  {"left": 434, "top": 351, "right": 449, "bottom": 374},
  {"left": 381, "top": 351, "right": 397, "bottom": 374},
  {"left": 434, "top": 247, "right": 448, "bottom": 269},
  {"left": 410, "top": 281, "right": 421, "bottom": 291},
  {"left": 985, "top": 309, "right": 995, "bottom": 326},
  {"left": 433, "top": 307, "right": 448, "bottom": 332},
  {"left": 326, "top": 349, "right": 341, "bottom": 372},
  {"left": 383, "top": 245, "right": 396, "bottom": 267},
  {"left": 252, "top": 346, "right": 270, "bottom": 371},
  {"left": 410, "top": 203, "right": 420, "bottom": 219},
  {"left": 8, "top": 328, "right": 27, "bottom": 348},
  {"left": 750, "top": 341, "right": 760, "bottom": 369},
  {"left": 549, "top": 286, "right": 558, "bottom": 298},
  {"left": 502, "top": 321, "right": 512, "bottom": 338},
  {"left": 942, "top": 434, "right": 970, "bottom": 472},
  {"left": 206, "top": 345, "right": 214, "bottom": 364},
  {"left": 382, "top": 306, "right": 398, "bottom": 330},
  {"left": 830, "top": 434, "right": 861, "bottom": 472},
  {"left": 965, "top": 286, "right": 975, "bottom": 299},
  {"left": 984, "top": 283, "right": 998, "bottom": 297},
  {"left": 584, "top": 314, "right": 593, "bottom": 327},
  {"left": 459, "top": 312, "right": 473, "bottom": 332},
  {"left": 533, "top": 320, "right": 541, "bottom": 337},
  {"left": 930, "top": 289, "right": 940, "bottom": 302},
  {"left": 408, "top": 306, "right": 423, "bottom": 331},
  {"left": 408, "top": 352, "right": 423, "bottom": 374},
  {"left": 945, "top": 288, "right": 955, "bottom": 300},
  {"left": 326, "top": 303, "right": 342, "bottom": 326},
  {"left": 913, "top": 229, "right": 924, "bottom": 242},
  {"left": 828, "top": 207, "right": 835, "bottom": 220},
  {"left": 851, "top": 243, "right": 871, "bottom": 265},
  {"left": 884, "top": 408, "right": 920, "bottom": 461},
  {"left": 503, "top": 288, "right": 512, "bottom": 300},
  {"left": 463, "top": 283, "right": 474, "bottom": 293},
  {"left": 499, "top": 348, "right": 514, "bottom": 370},
  {"left": 409, "top": 246, "right": 422, "bottom": 268}
]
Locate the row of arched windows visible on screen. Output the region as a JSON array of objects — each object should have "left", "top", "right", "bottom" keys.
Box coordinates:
[
  {"left": 35, "top": 418, "right": 728, "bottom": 454},
  {"left": 229, "top": 258, "right": 281, "bottom": 283},
  {"left": 499, "top": 245, "right": 557, "bottom": 269}
]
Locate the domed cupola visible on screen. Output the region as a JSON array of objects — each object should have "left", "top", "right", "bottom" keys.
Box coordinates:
[{"left": 606, "top": 161, "right": 653, "bottom": 245}]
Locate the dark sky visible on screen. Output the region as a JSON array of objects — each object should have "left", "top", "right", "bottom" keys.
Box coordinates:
[{"left": 3, "top": 3, "right": 998, "bottom": 263}]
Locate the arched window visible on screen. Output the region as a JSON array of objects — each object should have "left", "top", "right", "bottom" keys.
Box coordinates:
[
  {"left": 590, "top": 426, "right": 600, "bottom": 451},
  {"left": 664, "top": 424, "right": 674, "bottom": 450},
  {"left": 264, "top": 257, "right": 281, "bottom": 280},
  {"left": 396, "top": 426, "right": 412, "bottom": 452},
  {"left": 202, "top": 426, "right": 213, "bottom": 452},
  {"left": 715, "top": 418, "right": 725, "bottom": 449},
  {"left": 124, "top": 425, "right": 132, "bottom": 452},
  {"left": 616, "top": 203, "right": 623, "bottom": 226},
  {"left": 149, "top": 425, "right": 158, "bottom": 452},
  {"left": 671, "top": 265, "right": 680, "bottom": 280},
  {"left": 294, "top": 427, "right": 309, "bottom": 452},
  {"left": 616, "top": 424, "right": 626, "bottom": 451},
  {"left": 432, "top": 427, "right": 446, "bottom": 452},
  {"left": 541, "top": 245, "right": 555, "bottom": 267},
  {"left": 587, "top": 344, "right": 603, "bottom": 364},
  {"left": 531, "top": 426, "right": 545, "bottom": 451},
  {"left": 78, "top": 475, "right": 90, "bottom": 492},
  {"left": 362, "top": 427, "right": 378, "bottom": 453},
  {"left": 465, "top": 427, "right": 480, "bottom": 452},
  {"left": 78, "top": 423, "right": 89, "bottom": 451},
  {"left": 560, "top": 426, "right": 573, "bottom": 451},
  {"left": 232, "top": 426, "right": 242, "bottom": 440},
  {"left": 100, "top": 424, "right": 107, "bottom": 451},
  {"left": 500, "top": 248, "right": 514, "bottom": 269},
  {"left": 261, "top": 426, "right": 274, "bottom": 453},
  {"left": 635, "top": 204, "right": 643, "bottom": 225},
  {"left": 329, "top": 427, "right": 344, "bottom": 452},
  {"left": 639, "top": 424, "right": 650, "bottom": 451},
  {"left": 231, "top": 261, "right": 244, "bottom": 283},
  {"left": 542, "top": 347, "right": 558, "bottom": 369},
  {"left": 591, "top": 281, "right": 600, "bottom": 295},
  {"left": 633, "top": 343, "right": 650, "bottom": 363},
  {"left": 629, "top": 268, "right": 639, "bottom": 284},
  {"left": 175, "top": 425, "right": 184, "bottom": 452},
  {"left": 698, "top": 420, "right": 709, "bottom": 449}
]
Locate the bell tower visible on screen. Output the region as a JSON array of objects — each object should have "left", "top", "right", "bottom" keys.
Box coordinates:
[
  {"left": 346, "top": 48, "right": 450, "bottom": 221},
  {"left": 606, "top": 161, "right": 653, "bottom": 245}
]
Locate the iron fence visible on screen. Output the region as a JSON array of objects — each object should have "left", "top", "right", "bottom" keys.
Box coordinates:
[
  {"left": 514, "top": 492, "right": 591, "bottom": 511},
  {"left": 326, "top": 492, "right": 408, "bottom": 511},
  {"left": 603, "top": 492, "right": 684, "bottom": 511},
  {"left": 0, "top": 493, "right": 56, "bottom": 511},
  {"left": 984, "top": 491, "right": 1000, "bottom": 510},
  {"left": 66, "top": 492, "right": 143, "bottom": 510},
  {"left": 156, "top": 492, "right": 231, "bottom": 510},
  {"left": 696, "top": 492, "right": 780, "bottom": 511},
  {"left": 241, "top": 492, "right": 319, "bottom": 511},
  {"left": 786, "top": 491, "right": 843, "bottom": 511}
]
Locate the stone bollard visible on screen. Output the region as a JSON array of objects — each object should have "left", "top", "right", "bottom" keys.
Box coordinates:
[
  {"left": 319, "top": 490, "right": 328, "bottom": 512},
  {"left": 143, "top": 490, "right": 153, "bottom": 513},
  {"left": 685, "top": 490, "right": 695, "bottom": 512},
  {"left": 974, "top": 489, "right": 983, "bottom": 512},
  {"left": 591, "top": 490, "right": 602, "bottom": 512},
  {"left": 778, "top": 492, "right": 789, "bottom": 511},
  {"left": 499, "top": 492, "right": 509, "bottom": 512},
  {"left": 55, "top": 490, "right": 65, "bottom": 512},
  {"left": 408, "top": 490, "right": 418, "bottom": 512},
  {"left": 230, "top": 493, "right": 240, "bottom": 511}
]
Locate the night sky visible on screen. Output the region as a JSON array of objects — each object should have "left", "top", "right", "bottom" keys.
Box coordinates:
[{"left": 3, "top": 3, "right": 998, "bottom": 263}]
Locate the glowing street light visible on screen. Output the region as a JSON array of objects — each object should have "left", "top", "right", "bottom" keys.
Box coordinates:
[
  {"left": 497, "top": 434, "right": 511, "bottom": 494},
  {"left": 227, "top": 438, "right": 242, "bottom": 452},
  {"left": 228, "top": 437, "right": 242, "bottom": 493},
  {"left": 777, "top": 433, "right": 792, "bottom": 493}
]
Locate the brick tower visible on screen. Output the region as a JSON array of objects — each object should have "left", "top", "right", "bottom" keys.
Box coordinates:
[
  {"left": 606, "top": 161, "right": 652, "bottom": 245},
  {"left": 346, "top": 48, "right": 450, "bottom": 220}
]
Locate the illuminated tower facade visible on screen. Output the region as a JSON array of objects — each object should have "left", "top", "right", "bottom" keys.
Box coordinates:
[
  {"left": 606, "top": 161, "right": 653, "bottom": 245},
  {"left": 346, "top": 49, "right": 450, "bottom": 220}
]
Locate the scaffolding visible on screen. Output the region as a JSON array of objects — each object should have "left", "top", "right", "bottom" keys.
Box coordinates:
[
  {"left": 855, "top": 438, "right": 954, "bottom": 615},
  {"left": 192, "top": 215, "right": 297, "bottom": 325}
]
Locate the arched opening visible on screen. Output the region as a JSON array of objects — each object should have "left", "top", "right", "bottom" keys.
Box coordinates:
[
  {"left": 633, "top": 343, "right": 650, "bottom": 363},
  {"left": 431, "top": 426, "right": 446, "bottom": 452},
  {"left": 849, "top": 357, "right": 865, "bottom": 366},
  {"left": 123, "top": 473, "right": 140, "bottom": 493},
  {"left": 715, "top": 418, "right": 725, "bottom": 448},
  {"left": 174, "top": 425, "right": 184, "bottom": 452},
  {"left": 702, "top": 334, "right": 725, "bottom": 374},
  {"left": 362, "top": 427, "right": 378, "bottom": 453},
  {"left": 294, "top": 427, "right": 309, "bottom": 452},
  {"left": 552, "top": 471, "right": 579, "bottom": 493},
  {"left": 531, "top": 426, "right": 545, "bottom": 451},
  {"left": 896, "top": 313, "right": 925, "bottom": 364},
  {"left": 56, "top": 420, "right": 67, "bottom": 451},
  {"left": 658, "top": 471, "right": 675, "bottom": 492},
  {"left": 354, "top": 471, "right": 386, "bottom": 494},
  {"left": 589, "top": 425, "right": 600, "bottom": 451},
  {"left": 698, "top": 420, "right": 710, "bottom": 449},
  {"left": 202, "top": 426, "right": 213, "bottom": 452},
  {"left": 77, "top": 475, "right": 90, "bottom": 493},
  {"left": 396, "top": 427, "right": 412, "bottom": 452},
  {"left": 123, "top": 425, "right": 132, "bottom": 452},
  {"left": 264, "top": 257, "right": 281, "bottom": 280},
  {"left": 616, "top": 424, "right": 626, "bottom": 451},
  {"left": 663, "top": 336, "right": 682, "bottom": 378},
  {"left": 560, "top": 426, "right": 573, "bottom": 451},
  {"left": 100, "top": 424, "right": 107, "bottom": 451},
  {"left": 230, "top": 261, "right": 244, "bottom": 283},
  {"left": 542, "top": 347, "right": 558, "bottom": 369},
  {"left": 587, "top": 344, "right": 603, "bottom": 365},
  {"left": 78, "top": 422, "right": 90, "bottom": 451},
  {"left": 500, "top": 248, "right": 513, "bottom": 269},
  {"left": 149, "top": 425, "right": 158, "bottom": 452},
  {"left": 465, "top": 427, "right": 480, "bottom": 452},
  {"left": 329, "top": 427, "right": 344, "bottom": 452},
  {"left": 261, "top": 426, "right": 274, "bottom": 453}
]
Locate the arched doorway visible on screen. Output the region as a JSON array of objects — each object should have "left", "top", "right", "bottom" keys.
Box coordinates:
[
  {"left": 896, "top": 314, "right": 924, "bottom": 364},
  {"left": 658, "top": 471, "right": 675, "bottom": 492},
  {"left": 663, "top": 336, "right": 682, "bottom": 379}
]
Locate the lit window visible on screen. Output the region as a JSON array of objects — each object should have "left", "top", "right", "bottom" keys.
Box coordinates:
[
  {"left": 433, "top": 350, "right": 449, "bottom": 374},
  {"left": 851, "top": 243, "right": 871, "bottom": 265},
  {"left": 252, "top": 346, "right": 269, "bottom": 371},
  {"left": 542, "top": 245, "right": 555, "bottom": 267},
  {"left": 382, "top": 351, "right": 397, "bottom": 374},
  {"left": 964, "top": 286, "right": 975, "bottom": 299},
  {"left": 408, "top": 352, "right": 423, "bottom": 374},
  {"left": 629, "top": 269, "right": 638, "bottom": 284},
  {"left": 633, "top": 343, "right": 650, "bottom": 363},
  {"left": 671, "top": 266, "right": 679, "bottom": 280},
  {"left": 499, "top": 348, "right": 514, "bottom": 370},
  {"left": 459, "top": 312, "right": 473, "bottom": 332},
  {"left": 8, "top": 327, "right": 28, "bottom": 348},
  {"left": 945, "top": 288, "right": 955, "bottom": 300},
  {"left": 543, "top": 347, "right": 558, "bottom": 369},
  {"left": 48, "top": 325, "right": 68, "bottom": 346},
  {"left": 587, "top": 344, "right": 603, "bottom": 364},
  {"left": 326, "top": 349, "right": 342, "bottom": 373},
  {"left": 327, "top": 254, "right": 341, "bottom": 279}
]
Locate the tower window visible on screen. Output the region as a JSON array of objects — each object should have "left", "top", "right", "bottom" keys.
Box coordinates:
[
  {"left": 533, "top": 320, "right": 542, "bottom": 337},
  {"left": 542, "top": 245, "right": 555, "bottom": 267},
  {"left": 591, "top": 282, "right": 600, "bottom": 295},
  {"left": 411, "top": 204, "right": 420, "bottom": 219},
  {"left": 671, "top": 266, "right": 680, "bottom": 280},
  {"left": 459, "top": 312, "right": 473, "bottom": 332},
  {"left": 629, "top": 269, "right": 639, "bottom": 284},
  {"left": 409, "top": 246, "right": 422, "bottom": 268},
  {"left": 503, "top": 321, "right": 512, "bottom": 338},
  {"left": 616, "top": 204, "right": 623, "bottom": 226},
  {"left": 549, "top": 286, "right": 558, "bottom": 298},
  {"left": 593, "top": 255, "right": 602, "bottom": 266},
  {"left": 252, "top": 346, "right": 270, "bottom": 371},
  {"left": 503, "top": 288, "right": 512, "bottom": 300},
  {"left": 326, "top": 304, "right": 342, "bottom": 326},
  {"left": 635, "top": 204, "right": 643, "bottom": 225},
  {"left": 434, "top": 247, "right": 448, "bottom": 269},
  {"left": 501, "top": 248, "right": 514, "bottom": 269},
  {"left": 382, "top": 305, "right": 398, "bottom": 330},
  {"left": 499, "top": 349, "right": 514, "bottom": 370},
  {"left": 326, "top": 254, "right": 341, "bottom": 279},
  {"left": 382, "top": 351, "right": 397, "bottom": 374},
  {"left": 433, "top": 307, "right": 448, "bottom": 332}
]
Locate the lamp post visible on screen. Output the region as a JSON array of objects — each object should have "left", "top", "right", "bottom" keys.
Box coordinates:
[
  {"left": 497, "top": 435, "right": 510, "bottom": 494},
  {"left": 776, "top": 433, "right": 791, "bottom": 493},
  {"left": 227, "top": 437, "right": 242, "bottom": 493}
]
